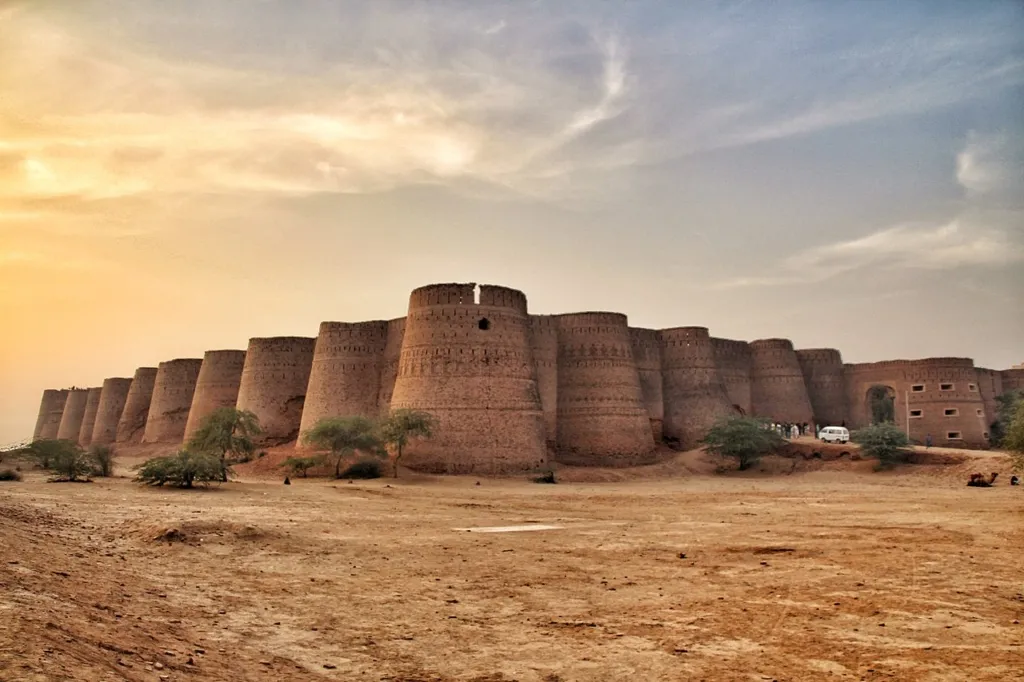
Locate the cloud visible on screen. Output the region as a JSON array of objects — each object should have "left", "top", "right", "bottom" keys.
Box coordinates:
[{"left": 956, "top": 131, "right": 1024, "bottom": 200}]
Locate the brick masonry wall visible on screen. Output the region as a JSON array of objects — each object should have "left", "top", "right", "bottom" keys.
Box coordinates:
[
  {"left": 1002, "top": 368, "right": 1024, "bottom": 393},
  {"left": 376, "top": 317, "right": 407, "bottom": 417},
  {"left": 711, "top": 338, "right": 753, "bottom": 416},
  {"left": 91, "top": 378, "right": 132, "bottom": 446},
  {"left": 629, "top": 327, "right": 664, "bottom": 442},
  {"left": 796, "top": 348, "right": 848, "bottom": 426},
  {"left": 116, "top": 368, "right": 158, "bottom": 444},
  {"left": 554, "top": 312, "right": 657, "bottom": 466},
  {"left": 56, "top": 389, "right": 89, "bottom": 442},
  {"left": 749, "top": 339, "right": 814, "bottom": 424},
  {"left": 236, "top": 337, "right": 315, "bottom": 445},
  {"left": 76, "top": 387, "right": 103, "bottom": 446},
  {"left": 184, "top": 350, "right": 247, "bottom": 441},
  {"left": 142, "top": 359, "right": 202, "bottom": 444},
  {"left": 975, "top": 368, "right": 1003, "bottom": 429},
  {"left": 661, "top": 326, "right": 735, "bottom": 448},
  {"left": 33, "top": 389, "right": 69, "bottom": 441},
  {"left": 530, "top": 315, "right": 560, "bottom": 446}
]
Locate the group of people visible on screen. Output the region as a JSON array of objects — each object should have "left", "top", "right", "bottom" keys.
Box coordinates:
[{"left": 765, "top": 422, "right": 814, "bottom": 440}]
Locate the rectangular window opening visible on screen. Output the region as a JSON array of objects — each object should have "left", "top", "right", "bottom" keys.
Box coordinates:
[
  {"left": 947, "top": 431, "right": 962, "bottom": 440},
  {"left": 940, "top": 383, "right": 954, "bottom": 391},
  {"left": 909, "top": 409, "right": 922, "bottom": 418},
  {"left": 976, "top": 409, "right": 983, "bottom": 416},
  {"left": 911, "top": 384, "right": 925, "bottom": 392},
  {"left": 968, "top": 383, "right": 977, "bottom": 392},
  {"left": 944, "top": 408, "right": 958, "bottom": 417}
]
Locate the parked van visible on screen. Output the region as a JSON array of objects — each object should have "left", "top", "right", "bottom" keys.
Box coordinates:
[{"left": 819, "top": 426, "right": 850, "bottom": 444}]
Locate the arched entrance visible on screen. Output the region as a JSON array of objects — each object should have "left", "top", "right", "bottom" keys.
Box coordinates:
[{"left": 866, "top": 385, "right": 896, "bottom": 424}]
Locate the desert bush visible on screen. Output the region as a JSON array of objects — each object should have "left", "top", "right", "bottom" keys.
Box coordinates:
[
  {"left": 852, "top": 422, "right": 911, "bottom": 469},
  {"left": 90, "top": 445, "right": 115, "bottom": 477},
  {"left": 49, "top": 442, "right": 93, "bottom": 482},
  {"left": 380, "top": 409, "right": 436, "bottom": 477},
  {"left": 703, "top": 417, "right": 785, "bottom": 471},
  {"left": 339, "top": 457, "right": 383, "bottom": 479},
  {"left": 533, "top": 468, "right": 557, "bottom": 484},
  {"left": 24, "top": 439, "right": 72, "bottom": 469},
  {"left": 187, "top": 408, "right": 262, "bottom": 481},
  {"left": 0, "top": 468, "right": 22, "bottom": 481},
  {"left": 135, "top": 449, "right": 226, "bottom": 488},
  {"left": 1001, "top": 401, "right": 1024, "bottom": 473},
  {"left": 303, "top": 416, "right": 384, "bottom": 478},
  {"left": 282, "top": 455, "right": 321, "bottom": 478}
]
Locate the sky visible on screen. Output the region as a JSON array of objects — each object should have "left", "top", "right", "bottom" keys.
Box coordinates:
[{"left": 1, "top": 0, "right": 1022, "bottom": 444}]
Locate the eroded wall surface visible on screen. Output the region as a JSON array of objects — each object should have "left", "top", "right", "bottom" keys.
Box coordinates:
[
  {"left": 33, "top": 389, "right": 69, "bottom": 441},
  {"left": 750, "top": 339, "right": 814, "bottom": 424},
  {"left": 76, "top": 387, "right": 103, "bottom": 446},
  {"left": 661, "top": 327, "right": 734, "bottom": 448},
  {"left": 184, "top": 350, "right": 247, "bottom": 441},
  {"left": 116, "top": 368, "right": 158, "bottom": 444},
  {"left": 629, "top": 327, "right": 664, "bottom": 442},
  {"left": 236, "top": 337, "right": 315, "bottom": 445},
  {"left": 531, "top": 315, "right": 560, "bottom": 446},
  {"left": 142, "top": 359, "right": 202, "bottom": 444},
  {"left": 712, "top": 338, "right": 752, "bottom": 416},
  {"left": 91, "top": 378, "right": 132, "bottom": 446},
  {"left": 56, "top": 389, "right": 89, "bottom": 442},
  {"left": 796, "top": 348, "right": 847, "bottom": 426}
]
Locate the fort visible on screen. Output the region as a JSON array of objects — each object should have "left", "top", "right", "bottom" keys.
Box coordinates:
[{"left": 30, "top": 282, "right": 1020, "bottom": 471}]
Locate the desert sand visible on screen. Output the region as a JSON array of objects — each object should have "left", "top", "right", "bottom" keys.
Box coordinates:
[{"left": 1, "top": 447, "right": 1022, "bottom": 681}]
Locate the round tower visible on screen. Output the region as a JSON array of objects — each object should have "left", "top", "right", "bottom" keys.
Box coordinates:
[
  {"left": 76, "top": 387, "right": 104, "bottom": 446},
  {"left": 235, "top": 336, "right": 315, "bottom": 445},
  {"left": 531, "top": 315, "right": 560, "bottom": 446},
  {"left": 629, "top": 327, "right": 663, "bottom": 441},
  {"left": 376, "top": 317, "right": 407, "bottom": 415},
  {"left": 749, "top": 338, "right": 814, "bottom": 424},
  {"left": 33, "top": 389, "right": 69, "bottom": 441},
  {"left": 795, "top": 348, "right": 847, "bottom": 426},
  {"left": 711, "top": 337, "right": 752, "bottom": 415},
  {"left": 1002, "top": 368, "right": 1024, "bottom": 393},
  {"left": 554, "top": 312, "right": 657, "bottom": 466},
  {"left": 183, "top": 350, "right": 247, "bottom": 440},
  {"left": 142, "top": 359, "right": 203, "bottom": 444},
  {"left": 91, "top": 378, "right": 132, "bottom": 446},
  {"left": 116, "top": 367, "right": 158, "bottom": 443},
  {"left": 299, "top": 321, "right": 389, "bottom": 441},
  {"left": 661, "top": 326, "right": 735, "bottom": 447},
  {"left": 389, "top": 283, "right": 547, "bottom": 474},
  {"left": 56, "top": 388, "right": 90, "bottom": 441}
]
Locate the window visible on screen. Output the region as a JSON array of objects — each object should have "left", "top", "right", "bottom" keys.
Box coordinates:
[
  {"left": 976, "top": 409, "right": 983, "bottom": 416},
  {"left": 968, "top": 383, "right": 977, "bottom": 392},
  {"left": 478, "top": 318, "right": 491, "bottom": 331},
  {"left": 909, "top": 409, "right": 922, "bottom": 418},
  {"left": 911, "top": 384, "right": 925, "bottom": 392},
  {"left": 947, "top": 431, "right": 962, "bottom": 440},
  {"left": 940, "top": 383, "right": 954, "bottom": 391},
  {"left": 944, "top": 408, "right": 958, "bottom": 417},
  {"left": 984, "top": 432, "right": 990, "bottom": 439}
]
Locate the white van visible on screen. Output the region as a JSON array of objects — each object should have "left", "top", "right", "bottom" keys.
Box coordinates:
[{"left": 819, "top": 426, "right": 850, "bottom": 444}]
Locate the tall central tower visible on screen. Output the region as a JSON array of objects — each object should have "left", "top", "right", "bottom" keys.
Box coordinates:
[{"left": 389, "top": 283, "right": 547, "bottom": 475}]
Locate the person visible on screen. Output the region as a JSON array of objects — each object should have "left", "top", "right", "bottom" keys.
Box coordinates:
[
  {"left": 925, "top": 433, "right": 933, "bottom": 448},
  {"left": 1011, "top": 475, "right": 1020, "bottom": 486},
  {"left": 791, "top": 424, "right": 799, "bottom": 440},
  {"left": 283, "top": 476, "right": 291, "bottom": 485}
]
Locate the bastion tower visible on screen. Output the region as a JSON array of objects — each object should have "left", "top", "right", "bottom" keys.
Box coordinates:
[
  {"left": 554, "top": 312, "right": 657, "bottom": 466},
  {"left": 389, "top": 283, "right": 548, "bottom": 474},
  {"left": 116, "top": 367, "right": 158, "bottom": 443},
  {"left": 299, "top": 321, "right": 389, "bottom": 441},
  {"left": 530, "top": 315, "right": 560, "bottom": 446},
  {"left": 91, "top": 378, "right": 133, "bottom": 446},
  {"left": 76, "top": 387, "right": 104, "bottom": 446},
  {"left": 235, "top": 336, "right": 315, "bottom": 445},
  {"left": 711, "top": 338, "right": 752, "bottom": 415},
  {"left": 629, "top": 327, "right": 664, "bottom": 441},
  {"left": 183, "top": 350, "right": 247, "bottom": 440},
  {"left": 56, "top": 389, "right": 90, "bottom": 442},
  {"left": 749, "top": 338, "right": 814, "bottom": 424},
  {"left": 142, "top": 359, "right": 202, "bottom": 444},
  {"left": 796, "top": 348, "right": 848, "bottom": 426},
  {"left": 661, "top": 327, "right": 734, "bottom": 448},
  {"left": 33, "top": 389, "right": 69, "bottom": 441}
]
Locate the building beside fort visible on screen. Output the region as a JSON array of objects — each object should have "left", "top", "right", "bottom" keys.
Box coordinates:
[{"left": 30, "top": 282, "right": 1021, "bottom": 474}]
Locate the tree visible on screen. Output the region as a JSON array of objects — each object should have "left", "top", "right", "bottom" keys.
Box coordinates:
[
  {"left": 852, "top": 422, "right": 911, "bottom": 468},
  {"left": 24, "top": 439, "right": 72, "bottom": 469},
  {"left": 990, "top": 390, "right": 1022, "bottom": 447},
  {"left": 135, "top": 449, "right": 225, "bottom": 488},
  {"left": 48, "top": 441, "right": 93, "bottom": 482},
  {"left": 187, "top": 408, "right": 262, "bottom": 482},
  {"left": 380, "top": 409, "right": 436, "bottom": 477},
  {"left": 302, "top": 416, "right": 383, "bottom": 478},
  {"left": 282, "top": 455, "right": 321, "bottom": 478},
  {"left": 702, "top": 417, "right": 785, "bottom": 471},
  {"left": 1001, "top": 400, "right": 1024, "bottom": 473},
  {"left": 90, "top": 444, "right": 115, "bottom": 477}
]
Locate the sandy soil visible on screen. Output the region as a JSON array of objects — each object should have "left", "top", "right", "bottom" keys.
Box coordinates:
[{"left": 1, "top": 450, "right": 1022, "bottom": 682}]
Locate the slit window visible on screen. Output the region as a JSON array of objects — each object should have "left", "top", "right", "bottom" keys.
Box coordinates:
[
  {"left": 944, "top": 408, "right": 958, "bottom": 416},
  {"left": 947, "top": 431, "right": 962, "bottom": 440},
  {"left": 909, "top": 409, "right": 922, "bottom": 418},
  {"left": 968, "top": 383, "right": 977, "bottom": 392},
  {"left": 976, "top": 409, "right": 983, "bottom": 416},
  {"left": 940, "top": 383, "right": 954, "bottom": 391},
  {"left": 911, "top": 384, "right": 925, "bottom": 392}
]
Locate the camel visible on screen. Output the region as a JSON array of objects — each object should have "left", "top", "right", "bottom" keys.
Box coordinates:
[{"left": 967, "top": 472, "right": 999, "bottom": 487}]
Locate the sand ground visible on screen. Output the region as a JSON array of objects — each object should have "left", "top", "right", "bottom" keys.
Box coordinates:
[{"left": 1, "top": 448, "right": 1022, "bottom": 682}]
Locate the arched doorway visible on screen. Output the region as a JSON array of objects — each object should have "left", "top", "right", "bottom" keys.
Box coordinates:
[{"left": 866, "top": 385, "right": 895, "bottom": 424}]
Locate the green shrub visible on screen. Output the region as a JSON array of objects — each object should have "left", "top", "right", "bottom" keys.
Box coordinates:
[
  {"left": 0, "top": 468, "right": 22, "bottom": 481},
  {"left": 49, "top": 442, "right": 93, "bottom": 482},
  {"left": 282, "top": 455, "right": 321, "bottom": 477},
  {"left": 852, "top": 422, "right": 911, "bottom": 469},
  {"left": 90, "top": 445, "right": 115, "bottom": 477},
  {"left": 24, "top": 439, "right": 72, "bottom": 469},
  {"left": 135, "top": 450, "right": 226, "bottom": 488},
  {"left": 702, "top": 417, "right": 786, "bottom": 471},
  {"left": 533, "top": 468, "right": 557, "bottom": 484},
  {"left": 339, "top": 458, "right": 383, "bottom": 479}
]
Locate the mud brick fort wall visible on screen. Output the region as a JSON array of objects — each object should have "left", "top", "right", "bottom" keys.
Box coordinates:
[{"left": 33, "top": 281, "right": 1019, "bottom": 471}]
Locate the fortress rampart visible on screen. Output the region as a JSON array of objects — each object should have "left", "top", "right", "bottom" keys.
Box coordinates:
[
  {"left": 554, "top": 312, "right": 657, "bottom": 466},
  {"left": 390, "top": 283, "right": 547, "bottom": 474},
  {"left": 236, "top": 336, "right": 315, "bottom": 445},
  {"left": 56, "top": 389, "right": 90, "bottom": 442},
  {"left": 31, "top": 281, "right": 1016, "bottom": 465},
  {"left": 184, "top": 350, "right": 247, "bottom": 440},
  {"left": 33, "top": 389, "right": 69, "bottom": 441},
  {"left": 300, "top": 321, "right": 389, "bottom": 441},
  {"left": 749, "top": 339, "right": 814, "bottom": 424},
  {"left": 116, "top": 368, "right": 158, "bottom": 443},
  {"left": 76, "top": 387, "right": 103, "bottom": 446},
  {"left": 142, "top": 359, "right": 202, "bottom": 444},
  {"left": 661, "top": 327, "right": 734, "bottom": 448},
  {"left": 91, "top": 378, "right": 132, "bottom": 446},
  {"left": 796, "top": 348, "right": 847, "bottom": 426}
]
